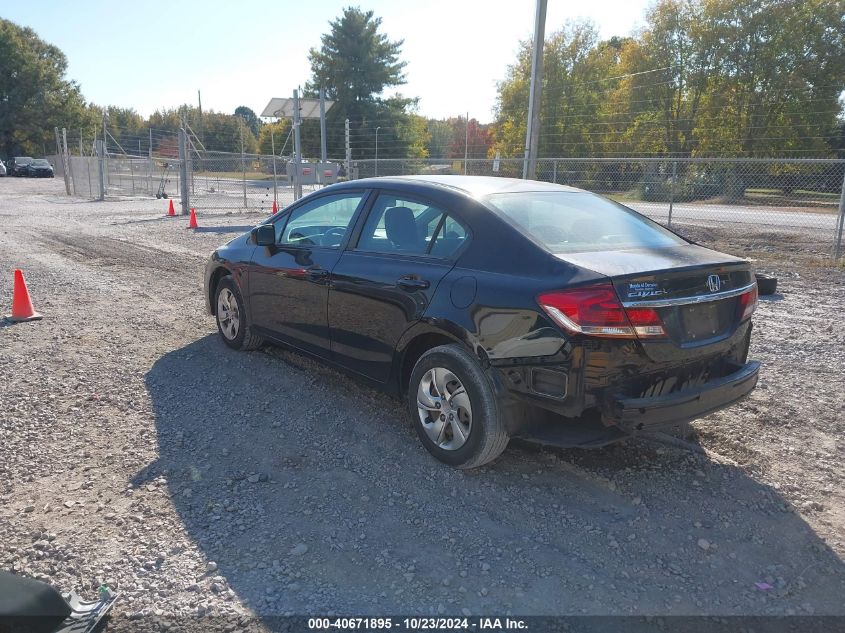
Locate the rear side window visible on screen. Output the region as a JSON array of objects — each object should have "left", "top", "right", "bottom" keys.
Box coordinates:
[
  {"left": 485, "top": 192, "right": 686, "bottom": 253},
  {"left": 429, "top": 215, "right": 467, "bottom": 258},
  {"left": 356, "top": 194, "right": 466, "bottom": 257}
]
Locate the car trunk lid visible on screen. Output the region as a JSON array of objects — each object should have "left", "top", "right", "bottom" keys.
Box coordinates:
[{"left": 556, "top": 244, "right": 755, "bottom": 352}]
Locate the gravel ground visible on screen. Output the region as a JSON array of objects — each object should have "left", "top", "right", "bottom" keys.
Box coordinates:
[{"left": 1, "top": 177, "right": 844, "bottom": 630}]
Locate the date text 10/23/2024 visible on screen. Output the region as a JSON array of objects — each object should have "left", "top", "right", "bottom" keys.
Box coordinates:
[{"left": 307, "top": 617, "right": 529, "bottom": 631}]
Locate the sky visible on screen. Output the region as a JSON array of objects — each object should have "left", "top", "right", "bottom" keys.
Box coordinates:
[{"left": 3, "top": 0, "right": 651, "bottom": 123}]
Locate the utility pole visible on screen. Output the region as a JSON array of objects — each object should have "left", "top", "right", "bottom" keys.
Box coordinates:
[
  {"left": 319, "top": 86, "right": 328, "bottom": 185},
  {"left": 293, "top": 88, "right": 303, "bottom": 200},
  {"left": 523, "top": 0, "right": 547, "bottom": 180},
  {"left": 345, "top": 118, "right": 351, "bottom": 180},
  {"left": 464, "top": 112, "right": 469, "bottom": 175}
]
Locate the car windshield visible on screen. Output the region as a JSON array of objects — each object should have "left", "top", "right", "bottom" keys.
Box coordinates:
[
  {"left": 15, "top": 157, "right": 33, "bottom": 165},
  {"left": 484, "top": 191, "right": 687, "bottom": 254},
  {"left": 32, "top": 159, "right": 50, "bottom": 166}
]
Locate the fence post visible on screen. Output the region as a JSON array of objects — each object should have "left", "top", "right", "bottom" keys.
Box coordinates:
[
  {"left": 319, "top": 86, "right": 328, "bottom": 186},
  {"left": 60, "top": 128, "right": 72, "bottom": 196},
  {"left": 95, "top": 139, "right": 105, "bottom": 201},
  {"left": 239, "top": 120, "right": 247, "bottom": 208},
  {"left": 178, "top": 127, "right": 189, "bottom": 215},
  {"left": 271, "top": 129, "right": 278, "bottom": 207},
  {"left": 86, "top": 157, "right": 92, "bottom": 199},
  {"left": 292, "top": 89, "right": 303, "bottom": 201},
  {"left": 345, "top": 118, "right": 351, "bottom": 181},
  {"left": 834, "top": 166, "right": 845, "bottom": 260},
  {"left": 54, "top": 127, "right": 62, "bottom": 161},
  {"left": 148, "top": 128, "right": 153, "bottom": 196},
  {"left": 667, "top": 160, "right": 677, "bottom": 227}
]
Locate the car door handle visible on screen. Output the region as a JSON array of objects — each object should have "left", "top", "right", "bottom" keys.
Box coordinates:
[
  {"left": 397, "top": 276, "right": 430, "bottom": 291},
  {"left": 306, "top": 268, "right": 329, "bottom": 281}
]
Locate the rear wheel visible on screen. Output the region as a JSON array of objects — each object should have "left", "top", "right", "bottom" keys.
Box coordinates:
[
  {"left": 408, "top": 344, "right": 509, "bottom": 468},
  {"left": 214, "top": 276, "right": 262, "bottom": 351}
]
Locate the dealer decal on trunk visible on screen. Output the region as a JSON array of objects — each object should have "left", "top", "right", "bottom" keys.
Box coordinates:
[{"left": 626, "top": 281, "right": 667, "bottom": 299}]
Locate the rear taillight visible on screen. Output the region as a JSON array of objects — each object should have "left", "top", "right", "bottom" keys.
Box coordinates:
[
  {"left": 738, "top": 285, "right": 758, "bottom": 321},
  {"left": 537, "top": 284, "right": 666, "bottom": 339}
]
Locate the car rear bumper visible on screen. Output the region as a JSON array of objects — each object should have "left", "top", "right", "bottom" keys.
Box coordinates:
[{"left": 603, "top": 360, "right": 760, "bottom": 432}]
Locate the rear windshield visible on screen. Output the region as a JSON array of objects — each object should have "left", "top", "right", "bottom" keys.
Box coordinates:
[{"left": 484, "top": 191, "right": 687, "bottom": 253}]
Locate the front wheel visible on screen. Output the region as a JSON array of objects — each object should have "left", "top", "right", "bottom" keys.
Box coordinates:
[
  {"left": 214, "top": 276, "right": 263, "bottom": 351},
  {"left": 408, "top": 344, "right": 509, "bottom": 468}
]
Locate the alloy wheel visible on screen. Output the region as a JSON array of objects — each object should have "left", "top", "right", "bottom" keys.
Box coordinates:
[
  {"left": 416, "top": 367, "right": 473, "bottom": 451},
  {"left": 217, "top": 288, "right": 240, "bottom": 340}
]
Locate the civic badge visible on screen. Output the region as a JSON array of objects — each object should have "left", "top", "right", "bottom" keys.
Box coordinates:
[{"left": 706, "top": 274, "right": 721, "bottom": 292}]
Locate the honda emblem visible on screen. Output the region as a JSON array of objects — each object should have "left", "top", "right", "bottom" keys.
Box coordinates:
[{"left": 706, "top": 274, "right": 721, "bottom": 292}]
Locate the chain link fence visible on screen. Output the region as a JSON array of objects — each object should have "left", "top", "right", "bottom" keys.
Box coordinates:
[
  {"left": 47, "top": 130, "right": 845, "bottom": 259},
  {"left": 349, "top": 157, "right": 845, "bottom": 259},
  {"left": 185, "top": 150, "right": 312, "bottom": 214}
]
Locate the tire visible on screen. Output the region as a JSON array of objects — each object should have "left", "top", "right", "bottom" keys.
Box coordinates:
[
  {"left": 408, "top": 344, "right": 509, "bottom": 468},
  {"left": 214, "top": 275, "right": 263, "bottom": 351}
]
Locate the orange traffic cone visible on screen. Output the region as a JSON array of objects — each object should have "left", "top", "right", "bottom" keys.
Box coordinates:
[
  {"left": 167, "top": 199, "right": 175, "bottom": 216},
  {"left": 6, "top": 269, "right": 42, "bottom": 322},
  {"left": 272, "top": 199, "right": 278, "bottom": 213},
  {"left": 187, "top": 208, "right": 198, "bottom": 229}
]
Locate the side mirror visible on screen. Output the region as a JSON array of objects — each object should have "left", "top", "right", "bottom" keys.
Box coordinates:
[{"left": 252, "top": 224, "right": 276, "bottom": 246}]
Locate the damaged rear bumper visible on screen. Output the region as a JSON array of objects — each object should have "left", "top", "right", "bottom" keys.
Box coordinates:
[{"left": 605, "top": 360, "right": 760, "bottom": 432}]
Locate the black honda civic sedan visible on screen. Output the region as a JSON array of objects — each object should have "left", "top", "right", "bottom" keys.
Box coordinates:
[{"left": 204, "top": 176, "right": 759, "bottom": 468}]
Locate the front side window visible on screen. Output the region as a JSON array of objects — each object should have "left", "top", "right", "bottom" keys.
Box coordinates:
[
  {"left": 276, "top": 193, "right": 366, "bottom": 247},
  {"left": 485, "top": 191, "right": 687, "bottom": 253}
]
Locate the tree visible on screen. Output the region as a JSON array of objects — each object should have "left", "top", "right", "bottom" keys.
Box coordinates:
[
  {"left": 492, "top": 1, "right": 845, "bottom": 161},
  {"left": 426, "top": 119, "right": 452, "bottom": 158},
  {"left": 447, "top": 117, "right": 492, "bottom": 159},
  {"left": 257, "top": 120, "right": 292, "bottom": 156},
  {"left": 492, "top": 20, "right": 612, "bottom": 159},
  {"left": 306, "top": 6, "right": 411, "bottom": 158},
  {"left": 234, "top": 106, "right": 260, "bottom": 137},
  {"left": 0, "top": 19, "right": 94, "bottom": 157}
]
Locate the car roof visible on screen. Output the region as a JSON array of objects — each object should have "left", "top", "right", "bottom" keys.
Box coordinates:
[{"left": 350, "top": 175, "right": 585, "bottom": 197}]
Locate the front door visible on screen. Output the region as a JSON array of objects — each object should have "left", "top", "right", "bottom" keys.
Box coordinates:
[
  {"left": 329, "top": 192, "right": 470, "bottom": 382},
  {"left": 249, "top": 191, "right": 368, "bottom": 357}
]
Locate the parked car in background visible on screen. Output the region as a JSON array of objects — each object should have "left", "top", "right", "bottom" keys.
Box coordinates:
[
  {"left": 24, "top": 159, "right": 54, "bottom": 178},
  {"left": 203, "top": 176, "right": 760, "bottom": 468},
  {"left": 8, "top": 157, "right": 34, "bottom": 176},
  {"left": 0, "top": 160, "right": 6, "bottom": 176}
]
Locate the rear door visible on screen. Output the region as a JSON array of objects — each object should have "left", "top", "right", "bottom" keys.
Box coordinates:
[
  {"left": 248, "top": 191, "right": 369, "bottom": 357},
  {"left": 329, "top": 191, "right": 469, "bottom": 382}
]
